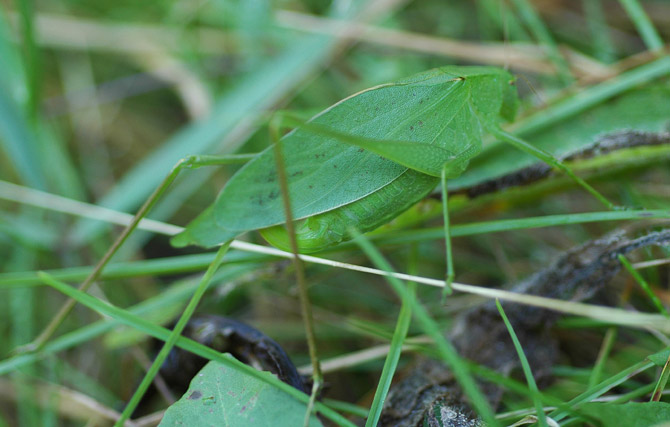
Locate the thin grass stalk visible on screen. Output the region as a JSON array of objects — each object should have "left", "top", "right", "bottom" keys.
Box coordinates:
[
  {"left": 364, "top": 264, "right": 416, "bottom": 426},
  {"left": 588, "top": 327, "right": 618, "bottom": 389},
  {"left": 617, "top": 0, "right": 664, "bottom": 52},
  {"left": 619, "top": 254, "right": 670, "bottom": 318},
  {"left": 508, "top": 0, "right": 574, "bottom": 84},
  {"left": 115, "top": 242, "right": 230, "bottom": 425},
  {"left": 651, "top": 353, "right": 670, "bottom": 402},
  {"left": 36, "top": 272, "right": 355, "bottom": 427},
  {"left": 0, "top": 265, "right": 254, "bottom": 376},
  {"left": 549, "top": 359, "right": 655, "bottom": 422},
  {"left": 270, "top": 116, "right": 322, "bottom": 426},
  {"left": 583, "top": 0, "right": 616, "bottom": 63},
  {"left": 349, "top": 227, "right": 499, "bottom": 426},
  {"left": 496, "top": 300, "right": 548, "bottom": 426}
]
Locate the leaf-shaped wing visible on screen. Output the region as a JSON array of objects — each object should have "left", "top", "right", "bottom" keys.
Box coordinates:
[{"left": 173, "top": 66, "right": 517, "bottom": 248}]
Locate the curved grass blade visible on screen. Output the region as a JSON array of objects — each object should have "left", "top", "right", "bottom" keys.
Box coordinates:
[
  {"left": 35, "top": 272, "right": 355, "bottom": 427},
  {"left": 349, "top": 227, "right": 499, "bottom": 426},
  {"left": 496, "top": 300, "right": 548, "bottom": 426}
]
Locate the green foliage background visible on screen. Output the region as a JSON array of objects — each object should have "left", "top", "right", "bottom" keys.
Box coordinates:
[{"left": 1, "top": 0, "right": 670, "bottom": 425}]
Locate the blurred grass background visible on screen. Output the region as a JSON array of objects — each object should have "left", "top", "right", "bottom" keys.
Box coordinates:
[{"left": 0, "top": 0, "right": 670, "bottom": 425}]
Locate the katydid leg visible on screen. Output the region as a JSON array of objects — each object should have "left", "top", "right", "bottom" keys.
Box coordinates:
[
  {"left": 18, "top": 154, "right": 253, "bottom": 354},
  {"left": 441, "top": 164, "right": 455, "bottom": 300},
  {"left": 489, "top": 127, "right": 616, "bottom": 210},
  {"left": 270, "top": 115, "right": 323, "bottom": 426}
]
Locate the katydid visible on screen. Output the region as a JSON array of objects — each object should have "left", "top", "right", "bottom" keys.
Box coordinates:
[{"left": 171, "top": 66, "right": 613, "bottom": 288}]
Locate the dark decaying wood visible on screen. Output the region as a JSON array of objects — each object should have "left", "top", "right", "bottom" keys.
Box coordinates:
[{"left": 380, "top": 228, "right": 670, "bottom": 426}]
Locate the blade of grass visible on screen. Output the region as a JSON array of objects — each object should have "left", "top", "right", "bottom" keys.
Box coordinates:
[
  {"left": 16, "top": 0, "right": 40, "bottom": 120},
  {"left": 496, "top": 299, "right": 547, "bottom": 426},
  {"left": 0, "top": 89, "right": 46, "bottom": 189},
  {"left": 2, "top": 181, "right": 670, "bottom": 333},
  {"left": 618, "top": 254, "right": 670, "bottom": 318},
  {"left": 113, "top": 242, "right": 230, "bottom": 424},
  {"left": 8, "top": 245, "right": 39, "bottom": 427},
  {"left": 365, "top": 262, "right": 415, "bottom": 426},
  {"left": 549, "top": 358, "right": 655, "bottom": 422},
  {"left": 0, "top": 10, "right": 46, "bottom": 189},
  {"left": 0, "top": 264, "right": 256, "bottom": 376},
  {"left": 477, "top": 0, "right": 531, "bottom": 41},
  {"left": 0, "top": 252, "right": 266, "bottom": 288},
  {"left": 508, "top": 0, "right": 574, "bottom": 84},
  {"left": 467, "top": 361, "right": 581, "bottom": 419},
  {"left": 24, "top": 155, "right": 210, "bottom": 351},
  {"left": 650, "top": 353, "right": 670, "bottom": 402},
  {"left": 588, "top": 328, "right": 618, "bottom": 389},
  {"left": 270, "top": 117, "right": 322, "bottom": 426},
  {"left": 583, "top": 0, "right": 616, "bottom": 63},
  {"left": 508, "top": 55, "right": 670, "bottom": 137},
  {"left": 322, "top": 398, "right": 368, "bottom": 418},
  {"left": 610, "top": 382, "right": 655, "bottom": 403},
  {"left": 0, "top": 9, "right": 26, "bottom": 101},
  {"left": 7, "top": 178, "right": 669, "bottom": 245},
  {"left": 0, "top": 12, "right": 83, "bottom": 199},
  {"left": 369, "top": 209, "right": 670, "bottom": 245},
  {"left": 617, "top": 0, "right": 664, "bottom": 52},
  {"left": 35, "top": 271, "right": 355, "bottom": 427},
  {"left": 348, "top": 227, "right": 499, "bottom": 426}
]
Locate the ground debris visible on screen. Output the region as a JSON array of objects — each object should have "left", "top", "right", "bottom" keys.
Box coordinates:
[
  {"left": 463, "top": 130, "right": 670, "bottom": 198},
  {"left": 380, "top": 228, "right": 670, "bottom": 426}
]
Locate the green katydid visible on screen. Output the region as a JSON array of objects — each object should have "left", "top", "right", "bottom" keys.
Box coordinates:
[{"left": 170, "top": 65, "right": 613, "bottom": 287}]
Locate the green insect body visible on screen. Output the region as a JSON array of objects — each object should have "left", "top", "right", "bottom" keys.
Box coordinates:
[
  {"left": 172, "top": 66, "right": 519, "bottom": 252},
  {"left": 260, "top": 169, "right": 440, "bottom": 253}
]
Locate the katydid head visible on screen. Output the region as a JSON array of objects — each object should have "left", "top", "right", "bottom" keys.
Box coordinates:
[
  {"left": 259, "top": 215, "right": 347, "bottom": 253},
  {"left": 500, "top": 75, "right": 519, "bottom": 123}
]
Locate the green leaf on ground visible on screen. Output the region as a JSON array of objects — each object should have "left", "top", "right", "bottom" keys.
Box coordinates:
[
  {"left": 160, "top": 358, "right": 322, "bottom": 427},
  {"left": 580, "top": 401, "right": 670, "bottom": 427}
]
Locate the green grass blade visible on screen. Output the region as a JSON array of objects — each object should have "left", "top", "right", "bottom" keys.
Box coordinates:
[
  {"left": 349, "top": 227, "right": 499, "bottom": 426},
  {"left": 371, "top": 209, "right": 670, "bottom": 246},
  {"left": 510, "top": 56, "right": 670, "bottom": 138},
  {"left": 35, "top": 270, "right": 355, "bottom": 427},
  {"left": 322, "top": 398, "right": 368, "bottom": 418},
  {"left": 16, "top": 0, "right": 40, "bottom": 120},
  {"left": 115, "top": 242, "right": 230, "bottom": 424},
  {"left": 0, "top": 89, "right": 46, "bottom": 189},
  {"left": 618, "top": 0, "right": 664, "bottom": 52},
  {"left": 0, "top": 264, "right": 256, "bottom": 375},
  {"left": 365, "top": 274, "right": 415, "bottom": 426},
  {"left": 0, "top": 251, "right": 265, "bottom": 288},
  {"left": 549, "top": 359, "right": 655, "bottom": 421},
  {"left": 583, "top": 0, "right": 617, "bottom": 63},
  {"left": 496, "top": 300, "right": 547, "bottom": 426},
  {"left": 588, "top": 328, "right": 617, "bottom": 389},
  {"left": 508, "top": 0, "right": 574, "bottom": 84},
  {"left": 618, "top": 254, "right": 670, "bottom": 318},
  {"left": 650, "top": 353, "right": 670, "bottom": 402},
  {"left": 477, "top": 0, "right": 531, "bottom": 41}
]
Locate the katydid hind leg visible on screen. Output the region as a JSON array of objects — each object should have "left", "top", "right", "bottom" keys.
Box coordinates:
[
  {"left": 490, "top": 127, "right": 617, "bottom": 210},
  {"left": 269, "top": 115, "right": 323, "bottom": 425},
  {"left": 441, "top": 165, "right": 455, "bottom": 301},
  {"left": 17, "top": 153, "right": 252, "bottom": 354}
]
